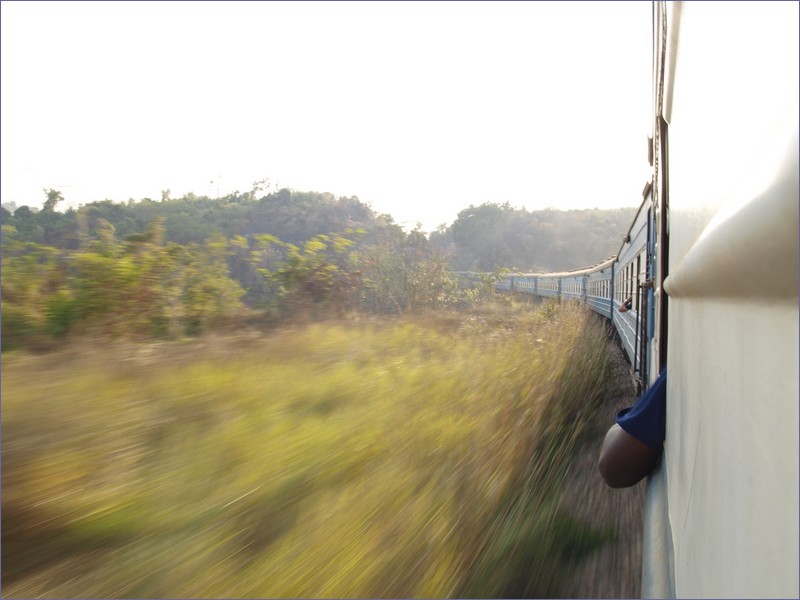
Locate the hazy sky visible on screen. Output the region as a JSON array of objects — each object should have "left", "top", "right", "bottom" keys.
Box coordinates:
[{"left": 1, "top": 1, "right": 653, "bottom": 231}]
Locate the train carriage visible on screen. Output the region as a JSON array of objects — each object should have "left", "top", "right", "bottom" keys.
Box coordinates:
[
  {"left": 647, "top": 3, "right": 798, "bottom": 598},
  {"left": 585, "top": 257, "right": 615, "bottom": 317},
  {"left": 498, "top": 2, "right": 798, "bottom": 597}
]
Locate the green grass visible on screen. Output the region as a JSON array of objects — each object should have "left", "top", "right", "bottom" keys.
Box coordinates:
[{"left": 2, "top": 300, "right": 617, "bottom": 598}]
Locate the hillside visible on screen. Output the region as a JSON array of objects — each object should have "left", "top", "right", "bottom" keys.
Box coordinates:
[
  {"left": 2, "top": 190, "right": 638, "bottom": 349},
  {"left": 2, "top": 192, "right": 636, "bottom": 274},
  {"left": 434, "top": 202, "right": 637, "bottom": 273}
]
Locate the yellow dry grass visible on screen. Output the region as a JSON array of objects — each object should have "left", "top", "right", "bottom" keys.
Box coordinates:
[{"left": 2, "top": 300, "right": 617, "bottom": 598}]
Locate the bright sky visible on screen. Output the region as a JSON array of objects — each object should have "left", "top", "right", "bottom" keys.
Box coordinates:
[{"left": 1, "top": 0, "right": 652, "bottom": 231}]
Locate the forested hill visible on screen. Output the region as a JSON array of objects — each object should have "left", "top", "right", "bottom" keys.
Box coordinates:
[
  {"left": 2, "top": 190, "right": 636, "bottom": 273},
  {"left": 2, "top": 189, "right": 390, "bottom": 248},
  {"left": 434, "top": 202, "right": 638, "bottom": 273}
]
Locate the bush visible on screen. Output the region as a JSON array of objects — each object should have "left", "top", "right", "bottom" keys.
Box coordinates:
[
  {"left": 1, "top": 304, "right": 44, "bottom": 350},
  {"left": 44, "top": 289, "right": 77, "bottom": 338}
]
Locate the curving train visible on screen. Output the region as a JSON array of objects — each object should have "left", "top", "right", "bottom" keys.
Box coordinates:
[
  {"left": 497, "top": 3, "right": 798, "bottom": 598},
  {"left": 497, "top": 189, "right": 658, "bottom": 391}
]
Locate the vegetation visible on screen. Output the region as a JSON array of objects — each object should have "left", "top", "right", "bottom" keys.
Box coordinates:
[
  {"left": 2, "top": 189, "right": 634, "bottom": 351},
  {"left": 2, "top": 301, "right": 620, "bottom": 598},
  {"left": 438, "top": 201, "right": 637, "bottom": 273},
  {"left": 2, "top": 214, "right": 478, "bottom": 351},
  {"left": 1, "top": 186, "right": 640, "bottom": 595},
  {"left": 2, "top": 190, "right": 635, "bottom": 271}
]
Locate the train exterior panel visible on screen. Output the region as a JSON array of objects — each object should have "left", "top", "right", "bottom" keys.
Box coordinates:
[
  {"left": 585, "top": 258, "right": 615, "bottom": 318},
  {"left": 651, "top": 3, "right": 798, "bottom": 598}
]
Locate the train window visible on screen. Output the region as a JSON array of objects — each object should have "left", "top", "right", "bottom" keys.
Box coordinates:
[
  {"left": 622, "top": 268, "right": 626, "bottom": 300},
  {"left": 624, "top": 265, "right": 628, "bottom": 300},
  {"left": 628, "top": 263, "right": 633, "bottom": 300},
  {"left": 629, "top": 264, "right": 633, "bottom": 300},
  {"left": 635, "top": 255, "right": 641, "bottom": 311},
  {"left": 623, "top": 263, "right": 631, "bottom": 301}
]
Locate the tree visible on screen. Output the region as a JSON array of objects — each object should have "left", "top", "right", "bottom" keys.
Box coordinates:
[
  {"left": 255, "top": 230, "right": 364, "bottom": 317},
  {"left": 450, "top": 202, "right": 514, "bottom": 271},
  {"left": 43, "top": 189, "right": 64, "bottom": 212},
  {"left": 1, "top": 231, "right": 66, "bottom": 347},
  {"left": 401, "top": 226, "right": 461, "bottom": 311},
  {"left": 250, "top": 178, "right": 271, "bottom": 200}
]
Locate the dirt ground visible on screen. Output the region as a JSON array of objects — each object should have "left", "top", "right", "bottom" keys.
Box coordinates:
[{"left": 558, "top": 339, "right": 646, "bottom": 599}]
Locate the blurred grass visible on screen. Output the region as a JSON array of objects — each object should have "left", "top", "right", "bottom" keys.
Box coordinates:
[{"left": 3, "top": 300, "right": 618, "bottom": 598}]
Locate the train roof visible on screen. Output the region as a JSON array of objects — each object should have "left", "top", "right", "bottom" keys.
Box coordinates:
[{"left": 510, "top": 255, "right": 617, "bottom": 278}]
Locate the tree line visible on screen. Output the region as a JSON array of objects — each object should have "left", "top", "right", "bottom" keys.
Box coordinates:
[
  {"left": 1, "top": 190, "right": 479, "bottom": 349},
  {"left": 434, "top": 201, "right": 637, "bottom": 273},
  {"left": 1, "top": 188, "right": 635, "bottom": 349}
]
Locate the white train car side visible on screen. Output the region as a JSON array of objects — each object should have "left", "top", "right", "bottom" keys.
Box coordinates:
[{"left": 647, "top": 2, "right": 798, "bottom": 598}]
